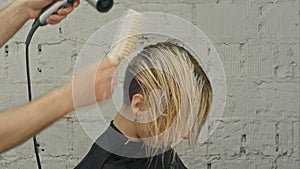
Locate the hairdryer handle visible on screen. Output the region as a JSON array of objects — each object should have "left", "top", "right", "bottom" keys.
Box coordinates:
[{"left": 38, "top": 0, "right": 74, "bottom": 26}]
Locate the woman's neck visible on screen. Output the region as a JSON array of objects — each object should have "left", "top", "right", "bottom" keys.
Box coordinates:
[{"left": 113, "top": 113, "right": 140, "bottom": 140}]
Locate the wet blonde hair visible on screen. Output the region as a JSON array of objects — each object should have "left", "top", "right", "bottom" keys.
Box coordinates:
[{"left": 123, "top": 41, "right": 212, "bottom": 149}]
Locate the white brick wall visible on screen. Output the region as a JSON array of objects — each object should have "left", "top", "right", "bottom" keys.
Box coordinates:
[{"left": 0, "top": 0, "right": 299, "bottom": 168}]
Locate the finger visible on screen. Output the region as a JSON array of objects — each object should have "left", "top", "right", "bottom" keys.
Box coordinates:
[
  {"left": 57, "top": 5, "right": 74, "bottom": 15},
  {"left": 73, "top": 0, "right": 80, "bottom": 7},
  {"left": 47, "top": 14, "right": 67, "bottom": 24},
  {"left": 98, "top": 57, "right": 119, "bottom": 70},
  {"left": 46, "top": 18, "right": 60, "bottom": 25},
  {"left": 94, "top": 66, "right": 119, "bottom": 101},
  {"left": 95, "top": 78, "right": 114, "bottom": 101},
  {"left": 97, "top": 65, "right": 118, "bottom": 82}
]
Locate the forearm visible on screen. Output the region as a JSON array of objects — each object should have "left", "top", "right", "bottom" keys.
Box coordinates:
[
  {"left": 0, "top": 0, "right": 30, "bottom": 47},
  {"left": 0, "top": 84, "right": 74, "bottom": 153}
]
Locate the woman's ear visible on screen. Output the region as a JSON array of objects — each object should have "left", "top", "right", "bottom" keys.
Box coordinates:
[{"left": 131, "top": 93, "right": 146, "bottom": 112}]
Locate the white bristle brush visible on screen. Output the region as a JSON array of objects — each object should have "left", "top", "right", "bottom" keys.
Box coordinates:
[{"left": 107, "top": 9, "right": 143, "bottom": 65}]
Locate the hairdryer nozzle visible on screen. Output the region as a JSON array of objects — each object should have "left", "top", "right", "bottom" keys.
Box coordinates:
[{"left": 86, "top": 0, "right": 114, "bottom": 13}]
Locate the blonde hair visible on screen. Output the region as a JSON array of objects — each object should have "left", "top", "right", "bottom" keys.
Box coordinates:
[{"left": 123, "top": 41, "right": 212, "bottom": 149}]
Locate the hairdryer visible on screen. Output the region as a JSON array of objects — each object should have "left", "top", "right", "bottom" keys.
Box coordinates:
[{"left": 38, "top": 0, "right": 114, "bottom": 26}]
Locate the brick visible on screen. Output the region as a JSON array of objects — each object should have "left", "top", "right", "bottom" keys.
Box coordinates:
[
  {"left": 245, "top": 121, "right": 277, "bottom": 156},
  {"left": 0, "top": 158, "right": 36, "bottom": 169},
  {"left": 262, "top": 2, "right": 299, "bottom": 41},
  {"left": 224, "top": 80, "right": 259, "bottom": 117},
  {"left": 39, "top": 158, "right": 69, "bottom": 169},
  {"left": 37, "top": 118, "right": 73, "bottom": 156},
  {"left": 277, "top": 159, "right": 300, "bottom": 169},
  {"left": 212, "top": 159, "right": 273, "bottom": 169},
  {"left": 195, "top": 2, "right": 258, "bottom": 43},
  {"left": 258, "top": 82, "right": 299, "bottom": 114},
  {"left": 216, "top": 41, "right": 299, "bottom": 79},
  {"left": 0, "top": 83, "right": 28, "bottom": 110},
  {"left": 71, "top": 121, "right": 94, "bottom": 158},
  {"left": 292, "top": 121, "right": 300, "bottom": 161}
]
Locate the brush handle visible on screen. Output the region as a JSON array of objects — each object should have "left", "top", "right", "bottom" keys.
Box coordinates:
[
  {"left": 107, "top": 9, "right": 143, "bottom": 65},
  {"left": 38, "top": 0, "right": 74, "bottom": 26}
]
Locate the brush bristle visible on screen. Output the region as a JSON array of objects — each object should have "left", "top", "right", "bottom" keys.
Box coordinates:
[{"left": 107, "top": 9, "right": 143, "bottom": 65}]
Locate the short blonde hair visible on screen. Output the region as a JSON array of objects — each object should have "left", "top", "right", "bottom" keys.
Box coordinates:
[{"left": 123, "top": 41, "right": 212, "bottom": 148}]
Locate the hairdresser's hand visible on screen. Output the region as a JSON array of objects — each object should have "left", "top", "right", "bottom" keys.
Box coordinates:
[
  {"left": 69, "top": 57, "right": 118, "bottom": 109},
  {"left": 18, "top": 0, "right": 80, "bottom": 25}
]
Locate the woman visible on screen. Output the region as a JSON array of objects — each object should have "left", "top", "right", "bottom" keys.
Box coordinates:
[{"left": 75, "top": 41, "right": 212, "bottom": 169}]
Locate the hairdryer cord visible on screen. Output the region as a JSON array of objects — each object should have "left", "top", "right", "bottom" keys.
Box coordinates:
[
  {"left": 23, "top": 1, "right": 113, "bottom": 168},
  {"left": 25, "top": 20, "right": 42, "bottom": 169}
]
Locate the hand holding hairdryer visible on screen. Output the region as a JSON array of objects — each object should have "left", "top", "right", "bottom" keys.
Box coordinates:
[{"left": 38, "top": 0, "right": 114, "bottom": 26}]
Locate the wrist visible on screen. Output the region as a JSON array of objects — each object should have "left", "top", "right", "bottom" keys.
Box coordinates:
[
  {"left": 13, "top": 0, "right": 31, "bottom": 21},
  {"left": 55, "top": 82, "right": 74, "bottom": 115}
]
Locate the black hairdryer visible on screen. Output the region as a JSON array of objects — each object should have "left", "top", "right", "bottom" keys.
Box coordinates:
[{"left": 86, "top": 0, "right": 113, "bottom": 12}]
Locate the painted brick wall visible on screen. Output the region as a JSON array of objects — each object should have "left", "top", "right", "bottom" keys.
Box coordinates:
[{"left": 0, "top": 0, "right": 299, "bottom": 169}]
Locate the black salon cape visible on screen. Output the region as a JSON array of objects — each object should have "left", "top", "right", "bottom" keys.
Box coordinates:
[{"left": 74, "top": 121, "right": 188, "bottom": 169}]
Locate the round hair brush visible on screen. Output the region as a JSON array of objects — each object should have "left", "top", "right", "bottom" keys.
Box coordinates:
[{"left": 107, "top": 9, "right": 144, "bottom": 65}]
